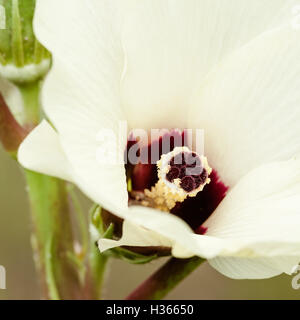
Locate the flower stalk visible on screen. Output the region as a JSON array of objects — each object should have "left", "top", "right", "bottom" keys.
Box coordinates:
[
  {"left": 19, "top": 80, "right": 41, "bottom": 128},
  {"left": 126, "top": 257, "right": 205, "bottom": 300}
]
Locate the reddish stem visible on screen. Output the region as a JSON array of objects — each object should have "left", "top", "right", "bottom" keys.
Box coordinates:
[
  {"left": 126, "top": 257, "right": 204, "bottom": 300},
  {"left": 0, "top": 93, "right": 28, "bottom": 153}
]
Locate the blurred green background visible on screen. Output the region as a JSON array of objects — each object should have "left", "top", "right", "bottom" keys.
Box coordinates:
[{"left": 0, "top": 146, "right": 299, "bottom": 300}]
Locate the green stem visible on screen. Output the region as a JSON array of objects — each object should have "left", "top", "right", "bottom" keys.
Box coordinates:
[
  {"left": 126, "top": 257, "right": 205, "bottom": 300},
  {"left": 86, "top": 237, "right": 109, "bottom": 299},
  {"left": 66, "top": 191, "right": 109, "bottom": 299},
  {"left": 25, "top": 171, "right": 84, "bottom": 299},
  {"left": 85, "top": 205, "right": 109, "bottom": 299},
  {"left": 18, "top": 81, "right": 41, "bottom": 127},
  {"left": 67, "top": 185, "right": 89, "bottom": 256}
]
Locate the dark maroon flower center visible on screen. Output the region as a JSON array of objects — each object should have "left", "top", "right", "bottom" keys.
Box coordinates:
[{"left": 125, "top": 130, "right": 229, "bottom": 235}]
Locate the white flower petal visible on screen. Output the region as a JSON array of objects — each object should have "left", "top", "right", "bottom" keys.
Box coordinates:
[
  {"left": 119, "top": 206, "right": 227, "bottom": 259},
  {"left": 120, "top": 0, "right": 297, "bottom": 130},
  {"left": 125, "top": 205, "right": 196, "bottom": 257},
  {"left": 18, "top": 120, "right": 73, "bottom": 181},
  {"left": 209, "top": 256, "right": 300, "bottom": 279},
  {"left": 205, "top": 157, "right": 300, "bottom": 241},
  {"left": 189, "top": 25, "right": 300, "bottom": 186},
  {"left": 202, "top": 157, "right": 300, "bottom": 264},
  {"left": 34, "top": 0, "right": 128, "bottom": 212},
  {"left": 99, "top": 212, "right": 196, "bottom": 259}
]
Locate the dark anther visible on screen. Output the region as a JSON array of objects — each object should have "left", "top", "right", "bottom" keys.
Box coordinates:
[
  {"left": 166, "top": 166, "right": 180, "bottom": 182},
  {"left": 200, "top": 169, "right": 208, "bottom": 182},
  {"left": 179, "top": 166, "right": 187, "bottom": 179},
  {"left": 167, "top": 152, "right": 206, "bottom": 192},
  {"left": 194, "top": 177, "right": 202, "bottom": 188},
  {"left": 180, "top": 176, "right": 196, "bottom": 192}
]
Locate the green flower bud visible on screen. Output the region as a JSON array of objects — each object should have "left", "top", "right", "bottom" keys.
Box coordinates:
[{"left": 0, "top": 0, "right": 51, "bottom": 85}]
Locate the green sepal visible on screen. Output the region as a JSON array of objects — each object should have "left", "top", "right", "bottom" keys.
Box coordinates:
[
  {"left": 103, "top": 222, "right": 115, "bottom": 239},
  {"left": 91, "top": 205, "right": 158, "bottom": 265},
  {"left": 110, "top": 247, "right": 158, "bottom": 265}
]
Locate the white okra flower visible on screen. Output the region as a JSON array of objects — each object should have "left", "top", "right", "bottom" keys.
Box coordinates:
[{"left": 19, "top": 0, "right": 300, "bottom": 279}]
